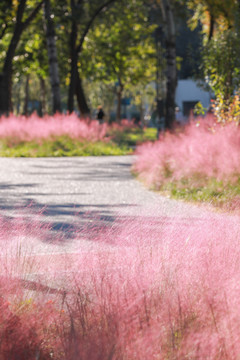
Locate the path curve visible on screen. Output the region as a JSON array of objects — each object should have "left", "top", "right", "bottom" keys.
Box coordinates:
[{"left": 0, "top": 156, "right": 208, "bottom": 255}]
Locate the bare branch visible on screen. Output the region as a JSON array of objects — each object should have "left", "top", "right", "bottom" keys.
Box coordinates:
[
  {"left": 0, "top": 24, "right": 8, "bottom": 40},
  {"left": 22, "top": 0, "right": 44, "bottom": 30},
  {"left": 76, "top": 0, "right": 117, "bottom": 54},
  {"left": 16, "top": 0, "right": 27, "bottom": 24}
]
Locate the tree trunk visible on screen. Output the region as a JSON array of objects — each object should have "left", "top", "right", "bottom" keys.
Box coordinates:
[
  {"left": 23, "top": 74, "right": 30, "bottom": 115},
  {"left": 0, "top": 28, "right": 22, "bottom": 115},
  {"left": 208, "top": 12, "right": 215, "bottom": 41},
  {"left": 16, "top": 80, "right": 21, "bottom": 115},
  {"left": 68, "top": 28, "right": 90, "bottom": 116},
  {"left": 0, "top": 0, "right": 43, "bottom": 115},
  {"left": 165, "top": 37, "right": 177, "bottom": 129},
  {"left": 76, "top": 72, "right": 90, "bottom": 116},
  {"left": 139, "top": 97, "right": 144, "bottom": 127},
  {"left": 236, "top": 0, "right": 240, "bottom": 30},
  {"left": 39, "top": 76, "right": 47, "bottom": 116},
  {"left": 67, "top": 17, "right": 78, "bottom": 114},
  {"left": 160, "top": 0, "right": 177, "bottom": 130},
  {"left": 0, "top": 73, "right": 10, "bottom": 116},
  {"left": 68, "top": 0, "right": 116, "bottom": 116},
  {"left": 44, "top": 0, "right": 61, "bottom": 113},
  {"left": 116, "top": 83, "right": 123, "bottom": 122}
]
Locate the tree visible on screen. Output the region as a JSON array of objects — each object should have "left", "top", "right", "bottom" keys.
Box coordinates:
[
  {"left": 43, "top": 0, "right": 61, "bottom": 113},
  {"left": 11, "top": 12, "right": 50, "bottom": 115},
  {"left": 0, "top": 0, "right": 12, "bottom": 41},
  {"left": 186, "top": 1, "right": 237, "bottom": 39},
  {"left": 81, "top": 0, "right": 156, "bottom": 121},
  {"left": 202, "top": 30, "right": 240, "bottom": 101},
  {"left": 186, "top": 0, "right": 240, "bottom": 112},
  {"left": 67, "top": 0, "right": 117, "bottom": 116},
  {"left": 5, "top": 1, "right": 53, "bottom": 116},
  {"left": 158, "top": 0, "right": 177, "bottom": 129},
  {"left": 0, "top": 0, "right": 44, "bottom": 115}
]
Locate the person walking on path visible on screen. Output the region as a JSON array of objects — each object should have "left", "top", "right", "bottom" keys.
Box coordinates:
[{"left": 97, "top": 105, "right": 105, "bottom": 124}]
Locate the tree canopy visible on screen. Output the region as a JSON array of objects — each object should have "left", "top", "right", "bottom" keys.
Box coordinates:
[{"left": 0, "top": 0, "right": 239, "bottom": 126}]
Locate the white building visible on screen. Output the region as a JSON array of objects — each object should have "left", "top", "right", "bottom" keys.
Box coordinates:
[{"left": 175, "top": 79, "right": 212, "bottom": 122}]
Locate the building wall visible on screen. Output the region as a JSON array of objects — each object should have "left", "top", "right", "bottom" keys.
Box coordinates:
[{"left": 175, "top": 79, "right": 212, "bottom": 121}]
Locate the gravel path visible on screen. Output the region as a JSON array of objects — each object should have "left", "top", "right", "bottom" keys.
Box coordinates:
[{"left": 0, "top": 156, "right": 208, "bottom": 254}]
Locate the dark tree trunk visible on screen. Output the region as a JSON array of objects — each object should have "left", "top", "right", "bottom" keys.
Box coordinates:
[
  {"left": 39, "top": 76, "right": 47, "bottom": 116},
  {"left": 68, "top": 16, "right": 90, "bottom": 116},
  {"left": 44, "top": 0, "right": 61, "bottom": 113},
  {"left": 0, "top": 73, "right": 10, "bottom": 116},
  {"left": 67, "top": 17, "right": 78, "bottom": 114},
  {"left": 68, "top": 0, "right": 116, "bottom": 115},
  {"left": 116, "top": 83, "right": 123, "bottom": 122},
  {"left": 0, "top": 28, "right": 22, "bottom": 115},
  {"left": 165, "top": 37, "right": 177, "bottom": 129},
  {"left": 237, "top": 0, "right": 240, "bottom": 28},
  {"left": 76, "top": 73, "right": 90, "bottom": 116},
  {"left": 68, "top": 55, "right": 78, "bottom": 114},
  {"left": 208, "top": 13, "right": 215, "bottom": 41},
  {"left": 0, "top": 0, "right": 43, "bottom": 115},
  {"left": 16, "top": 80, "right": 21, "bottom": 115},
  {"left": 23, "top": 74, "right": 30, "bottom": 115},
  {"left": 160, "top": 0, "right": 177, "bottom": 130}
]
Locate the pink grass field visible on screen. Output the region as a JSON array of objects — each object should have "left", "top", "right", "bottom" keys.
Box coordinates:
[
  {"left": 0, "top": 210, "right": 240, "bottom": 359},
  {"left": 133, "top": 117, "right": 240, "bottom": 187},
  {"left": 0, "top": 113, "right": 136, "bottom": 144},
  {"left": 0, "top": 113, "right": 110, "bottom": 142}
]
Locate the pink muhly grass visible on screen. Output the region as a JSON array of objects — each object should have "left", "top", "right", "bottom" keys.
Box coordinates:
[
  {"left": 133, "top": 117, "right": 240, "bottom": 187},
  {"left": 0, "top": 114, "right": 136, "bottom": 144},
  {"left": 110, "top": 119, "right": 136, "bottom": 130},
  {"left": 0, "top": 210, "right": 240, "bottom": 358},
  {"left": 0, "top": 113, "right": 108, "bottom": 142}
]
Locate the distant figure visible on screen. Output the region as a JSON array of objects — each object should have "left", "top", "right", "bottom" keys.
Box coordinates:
[{"left": 97, "top": 105, "right": 105, "bottom": 124}]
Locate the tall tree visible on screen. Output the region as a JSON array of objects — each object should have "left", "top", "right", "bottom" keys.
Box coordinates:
[
  {"left": 81, "top": 0, "right": 156, "bottom": 122},
  {"left": 43, "top": 0, "right": 61, "bottom": 113},
  {"left": 159, "top": 0, "right": 177, "bottom": 129},
  {"left": 67, "top": 0, "right": 117, "bottom": 116},
  {"left": 0, "top": 0, "right": 43, "bottom": 115},
  {"left": 186, "top": 0, "right": 235, "bottom": 41},
  {"left": 185, "top": 0, "right": 240, "bottom": 120},
  {"left": 11, "top": 9, "right": 50, "bottom": 115}
]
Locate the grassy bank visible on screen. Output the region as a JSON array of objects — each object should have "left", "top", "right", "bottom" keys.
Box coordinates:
[
  {"left": 158, "top": 176, "right": 240, "bottom": 212},
  {"left": 0, "top": 136, "right": 131, "bottom": 156},
  {"left": 0, "top": 114, "right": 156, "bottom": 156},
  {"left": 133, "top": 118, "right": 240, "bottom": 213}
]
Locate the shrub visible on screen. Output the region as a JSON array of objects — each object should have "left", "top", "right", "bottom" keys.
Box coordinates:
[
  {"left": 0, "top": 113, "right": 108, "bottom": 143},
  {"left": 0, "top": 115, "right": 156, "bottom": 156},
  {"left": 133, "top": 117, "right": 240, "bottom": 188},
  {"left": 0, "top": 210, "right": 240, "bottom": 359}
]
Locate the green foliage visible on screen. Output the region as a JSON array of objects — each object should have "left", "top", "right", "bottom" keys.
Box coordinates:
[
  {"left": 158, "top": 175, "right": 240, "bottom": 213},
  {"left": 81, "top": 0, "right": 157, "bottom": 108},
  {"left": 193, "top": 101, "right": 207, "bottom": 116},
  {"left": 202, "top": 29, "right": 240, "bottom": 101},
  {"left": 186, "top": 0, "right": 236, "bottom": 37},
  {"left": 15, "top": 20, "right": 48, "bottom": 79},
  {"left": 185, "top": 0, "right": 240, "bottom": 111},
  {"left": 0, "top": 136, "right": 131, "bottom": 157},
  {"left": 0, "top": 127, "right": 156, "bottom": 157},
  {"left": 211, "top": 93, "right": 240, "bottom": 124},
  {"left": 109, "top": 127, "right": 157, "bottom": 147}
]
